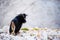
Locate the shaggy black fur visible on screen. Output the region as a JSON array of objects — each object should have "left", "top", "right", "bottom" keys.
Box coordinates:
[{"left": 9, "top": 13, "right": 27, "bottom": 35}]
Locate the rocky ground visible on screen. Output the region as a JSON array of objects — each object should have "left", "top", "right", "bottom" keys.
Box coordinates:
[{"left": 0, "top": 26, "right": 60, "bottom": 40}]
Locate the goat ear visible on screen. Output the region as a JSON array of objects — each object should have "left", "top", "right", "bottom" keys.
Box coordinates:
[
  {"left": 23, "top": 14, "right": 27, "bottom": 16},
  {"left": 22, "top": 14, "right": 27, "bottom": 18}
]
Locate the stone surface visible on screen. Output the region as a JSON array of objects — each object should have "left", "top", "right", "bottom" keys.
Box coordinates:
[{"left": 0, "top": 0, "right": 60, "bottom": 28}]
